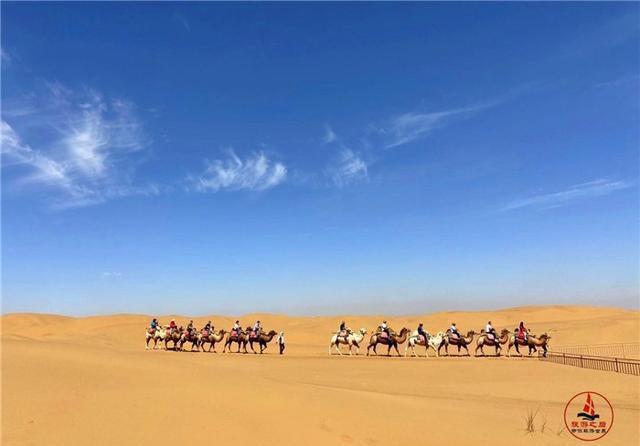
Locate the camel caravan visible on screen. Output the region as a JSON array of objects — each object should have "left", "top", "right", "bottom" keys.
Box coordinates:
[
  {"left": 145, "top": 318, "right": 285, "bottom": 355},
  {"left": 329, "top": 320, "right": 551, "bottom": 358}
]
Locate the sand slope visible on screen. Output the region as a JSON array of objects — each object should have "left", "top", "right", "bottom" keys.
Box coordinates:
[{"left": 2, "top": 306, "right": 639, "bottom": 445}]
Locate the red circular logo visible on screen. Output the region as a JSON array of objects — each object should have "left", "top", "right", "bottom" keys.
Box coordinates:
[{"left": 564, "top": 391, "right": 614, "bottom": 441}]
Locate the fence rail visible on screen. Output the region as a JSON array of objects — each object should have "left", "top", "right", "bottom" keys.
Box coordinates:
[
  {"left": 540, "top": 352, "right": 640, "bottom": 376},
  {"left": 550, "top": 342, "right": 639, "bottom": 358}
]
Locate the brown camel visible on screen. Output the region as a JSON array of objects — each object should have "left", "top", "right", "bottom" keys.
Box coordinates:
[
  {"left": 164, "top": 327, "right": 183, "bottom": 351},
  {"left": 507, "top": 333, "right": 551, "bottom": 357},
  {"left": 177, "top": 330, "right": 199, "bottom": 352},
  {"left": 248, "top": 330, "right": 277, "bottom": 354},
  {"left": 198, "top": 329, "right": 227, "bottom": 353},
  {"left": 439, "top": 330, "right": 476, "bottom": 356},
  {"left": 366, "top": 327, "right": 409, "bottom": 356},
  {"left": 223, "top": 327, "right": 249, "bottom": 353},
  {"left": 475, "top": 328, "right": 510, "bottom": 357}
]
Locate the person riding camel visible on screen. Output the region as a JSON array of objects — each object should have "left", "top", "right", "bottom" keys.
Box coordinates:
[
  {"left": 517, "top": 321, "right": 529, "bottom": 343},
  {"left": 169, "top": 319, "right": 177, "bottom": 332},
  {"left": 186, "top": 320, "right": 194, "bottom": 336},
  {"left": 380, "top": 320, "right": 391, "bottom": 340},
  {"left": 485, "top": 320, "right": 497, "bottom": 341},
  {"left": 202, "top": 321, "right": 212, "bottom": 335},
  {"left": 252, "top": 320, "right": 262, "bottom": 337},
  {"left": 338, "top": 321, "right": 350, "bottom": 341},
  {"left": 149, "top": 318, "right": 159, "bottom": 332},
  {"left": 449, "top": 322, "right": 460, "bottom": 340},
  {"left": 232, "top": 320, "right": 241, "bottom": 337},
  {"left": 417, "top": 323, "right": 427, "bottom": 343}
]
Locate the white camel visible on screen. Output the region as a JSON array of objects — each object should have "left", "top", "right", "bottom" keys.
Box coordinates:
[
  {"left": 145, "top": 326, "right": 167, "bottom": 350},
  {"left": 405, "top": 330, "right": 445, "bottom": 357},
  {"left": 329, "top": 328, "right": 368, "bottom": 355}
]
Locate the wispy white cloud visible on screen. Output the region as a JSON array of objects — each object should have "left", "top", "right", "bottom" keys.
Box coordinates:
[
  {"left": 501, "top": 179, "right": 634, "bottom": 211},
  {"left": 101, "top": 271, "right": 122, "bottom": 279},
  {"left": 188, "top": 149, "right": 287, "bottom": 192},
  {"left": 174, "top": 12, "right": 191, "bottom": 32},
  {"left": 593, "top": 74, "right": 640, "bottom": 89},
  {"left": 380, "top": 103, "right": 494, "bottom": 149},
  {"left": 1, "top": 47, "right": 10, "bottom": 64},
  {"left": 323, "top": 124, "right": 338, "bottom": 144},
  {"left": 1, "top": 82, "right": 153, "bottom": 208},
  {"left": 328, "top": 148, "right": 368, "bottom": 187}
]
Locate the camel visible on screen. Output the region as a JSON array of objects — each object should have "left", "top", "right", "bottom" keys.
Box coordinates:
[
  {"left": 439, "top": 330, "right": 476, "bottom": 356},
  {"left": 145, "top": 327, "right": 164, "bottom": 350},
  {"left": 164, "top": 327, "right": 183, "bottom": 351},
  {"left": 198, "top": 329, "right": 227, "bottom": 353},
  {"left": 248, "top": 330, "right": 278, "bottom": 354},
  {"left": 366, "top": 328, "right": 409, "bottom": 356},
  {"left": 223, "top": 327, "right": 249, "bottom": 353},
  {"left": 405, "top": 330, "right": 444, "bottom": 358},
  {"left": 177, "top": 330, "right": 199, "bottom": 352},
  {"left": 507, "top": 333, "right": 551, "bottom": 357},
  {"left": 329, "top": 328, "right": 368, "bottom": 356},
  {"left": 475, "top": 328, "right": 510, "bottom": 357}
]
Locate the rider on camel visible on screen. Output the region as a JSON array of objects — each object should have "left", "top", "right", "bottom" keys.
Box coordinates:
[
  {"left": 232, "top": 320, "right": 242, "bottom": 337},
  {"left": 417, "top": 323, "right": 427, "bottom": 343},
  {"left": 187, "top": 320, "right": 194, "bottom": 336},
  {"left": 252, "top": 320, "right": 262, "bottom": 337},
  {"left": 149, "top": 318, "right": 159, "bottom": 331},
  {"left": 517, "top": 321, "right": 529, "bottom": 343},
  {"left": 380, "top": 320, "right": 391, "bottom": 340},
  {"left": 202, "top": 320, "right": 212, "bottom": 334},
  {"left": 169, "top": 319, "right": 177, "bottom": 331},
  {"left": 485, "top": 320, "right": 497, "bottom": 341},
  {"left": 338, "top": 321, "right": 350, "bottom": 340},
  {"left": 449, "top": 322, "right": 460, "bottom": 339}
]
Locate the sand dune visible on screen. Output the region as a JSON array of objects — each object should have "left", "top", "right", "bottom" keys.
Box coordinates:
[{"left": 2, "top": 305, "right": 639, "bottom": 445}]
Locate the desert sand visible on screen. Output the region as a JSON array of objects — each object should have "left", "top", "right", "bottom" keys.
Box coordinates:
[{"left": 2, "top": 305, "right": 639, "bottom": 445}]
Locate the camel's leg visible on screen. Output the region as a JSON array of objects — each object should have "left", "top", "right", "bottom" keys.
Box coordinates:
[
  {"left": 404, "top": 342, "right": 409, "bottom": 357},
  {"left": 394, "top": 343, "right": 401, "bottom": 357}
]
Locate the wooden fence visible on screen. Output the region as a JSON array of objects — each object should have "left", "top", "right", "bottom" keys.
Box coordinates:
[
  {"left": 540, "top": 352, "right": 640, "bottom": 376},
  {"left": 550, "top": 342, "right": 640, "bottom": 359}
]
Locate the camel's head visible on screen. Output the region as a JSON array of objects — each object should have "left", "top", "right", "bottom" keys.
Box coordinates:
[
  {"left": 500, "top": 328, "right": 510, "bottom": 336},
  {"left": 436, "top": 331, "right": 445, "bottom": 338},
  {"left": 359, "top": 328, "right": 367, "bottom": 335},
  {"left": 468, "top": 330, "right": 476, "bottom": 336},
  {"left": 268, "top": 330, "right": 277, "bottom": 336}
]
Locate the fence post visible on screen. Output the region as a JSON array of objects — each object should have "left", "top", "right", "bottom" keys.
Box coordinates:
[
  {"left": 615, "top": 358, "right": 619, "bottom": 373},
  {"left": 580, "top": 355, "right": 584, "bottom": 368},
  {"left": 563, "top": 353, "right": 566, "bottom": 365},
  {"left": 622, "top": 344, "right": 626, "bottom": 359}
]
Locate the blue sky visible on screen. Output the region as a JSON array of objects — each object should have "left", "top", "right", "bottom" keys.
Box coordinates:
[{"left": 1, "top": 2, "right": 638, "bottom": 315}]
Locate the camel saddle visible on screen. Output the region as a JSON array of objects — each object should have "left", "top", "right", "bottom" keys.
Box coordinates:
[
  {"left": 485, "top": 333, "right": 495, "bottom": 342},
  {"left": 250, "top": 331, "right": 259, "bottom": 339},
  {"left": 379, "top": 332, "right": 389, "bottom": 339},
  {"left": 230, "top": 329, "right": 240, "bottom": 339},
  {"left": 339, "top": 330, "right": 347, "bottom": 337},
  {"left": 202, "top": 330, "right": 210, "bottom": 337},
  {"left": 418, "top": 334, "right": 426, "bottom": 343}
]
